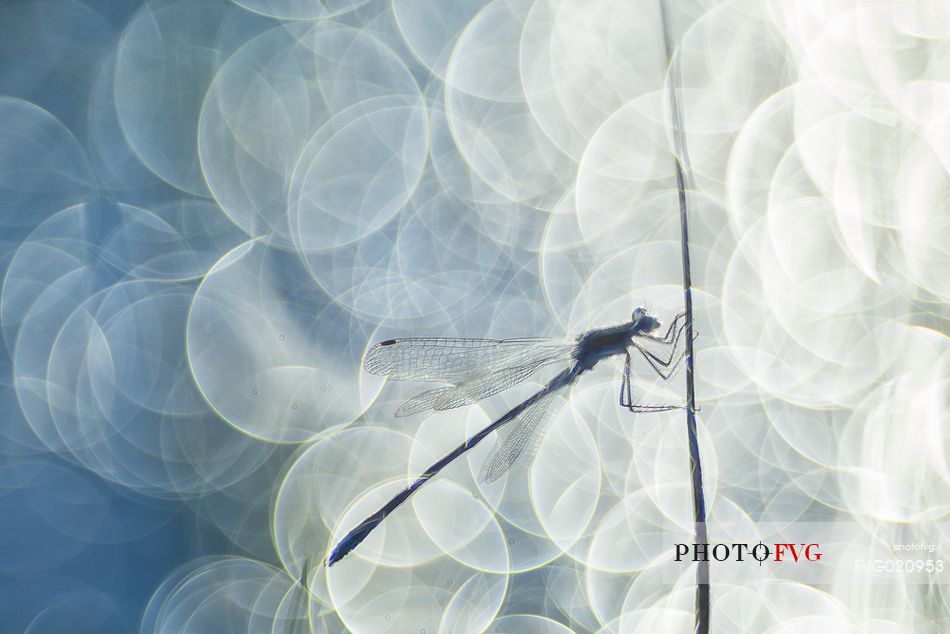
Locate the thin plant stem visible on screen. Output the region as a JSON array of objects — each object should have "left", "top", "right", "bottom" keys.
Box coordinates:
[{"left": 658, "top": 3, "right": 710, "bottom": 633}]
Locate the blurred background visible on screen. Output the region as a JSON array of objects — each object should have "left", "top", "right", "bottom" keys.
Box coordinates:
[{"left": 1, "top": 0, "right": 948, "bottom": 632}]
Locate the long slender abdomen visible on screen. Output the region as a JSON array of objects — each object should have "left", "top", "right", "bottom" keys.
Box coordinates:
[{"left": 327, "top": 365, "right": 578, "bottom": 566}]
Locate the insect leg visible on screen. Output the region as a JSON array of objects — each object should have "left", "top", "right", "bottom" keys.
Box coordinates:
[
  {"left": 619, "top": 351, "right": 638, "bottom": 408},
  {"left": 641, "top": 325, "right": 690, "bottom": 369},
  {"left": 623, "top": 351, "right": 633, "bottom": 407},
  {"left": 632, "top": 340, "right": 686, "bottom": 380},
  {"left": 658, "top": 320, "right": 700, "bottom": 366},
  {"left": 656, "top": 311, "right": 685, "bottom": 343},
  {"left": 626, "top": 403, "right": 682, "bottom": 413},
  {"left": 619, "top": 352, "right": 631, "bottom": 407},
  {"left": 621, "top": 351, "right": 680, "bottom": 412},
  {"left": 643, "top": 311, "right": 687, "bottom": 344}
]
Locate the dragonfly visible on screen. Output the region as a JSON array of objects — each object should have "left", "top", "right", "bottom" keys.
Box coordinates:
[{"left": 327, "top": 307, "right": 690, "bottom": 566}]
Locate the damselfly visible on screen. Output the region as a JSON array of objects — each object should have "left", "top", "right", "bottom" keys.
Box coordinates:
[{"left": 327, "top": 307, "right": 690, "bottom": 566}]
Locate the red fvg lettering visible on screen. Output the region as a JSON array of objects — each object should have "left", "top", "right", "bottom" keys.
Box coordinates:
[{"left": 774, "top": 544, "right": 822, "bottom": 562}]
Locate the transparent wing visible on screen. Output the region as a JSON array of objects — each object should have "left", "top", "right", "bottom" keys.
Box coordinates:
[
  {"left": 394, "top": 385, "right": 455, "bottom": 417},
  {"left": 479, "top": 391, "right": 565, "bottom": 483},
  {"left": 364, "top": 337, "right": 575, "bottom": 383},
  {"left": 394, "top": 360, "right": 559, "bottom": 417}
]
